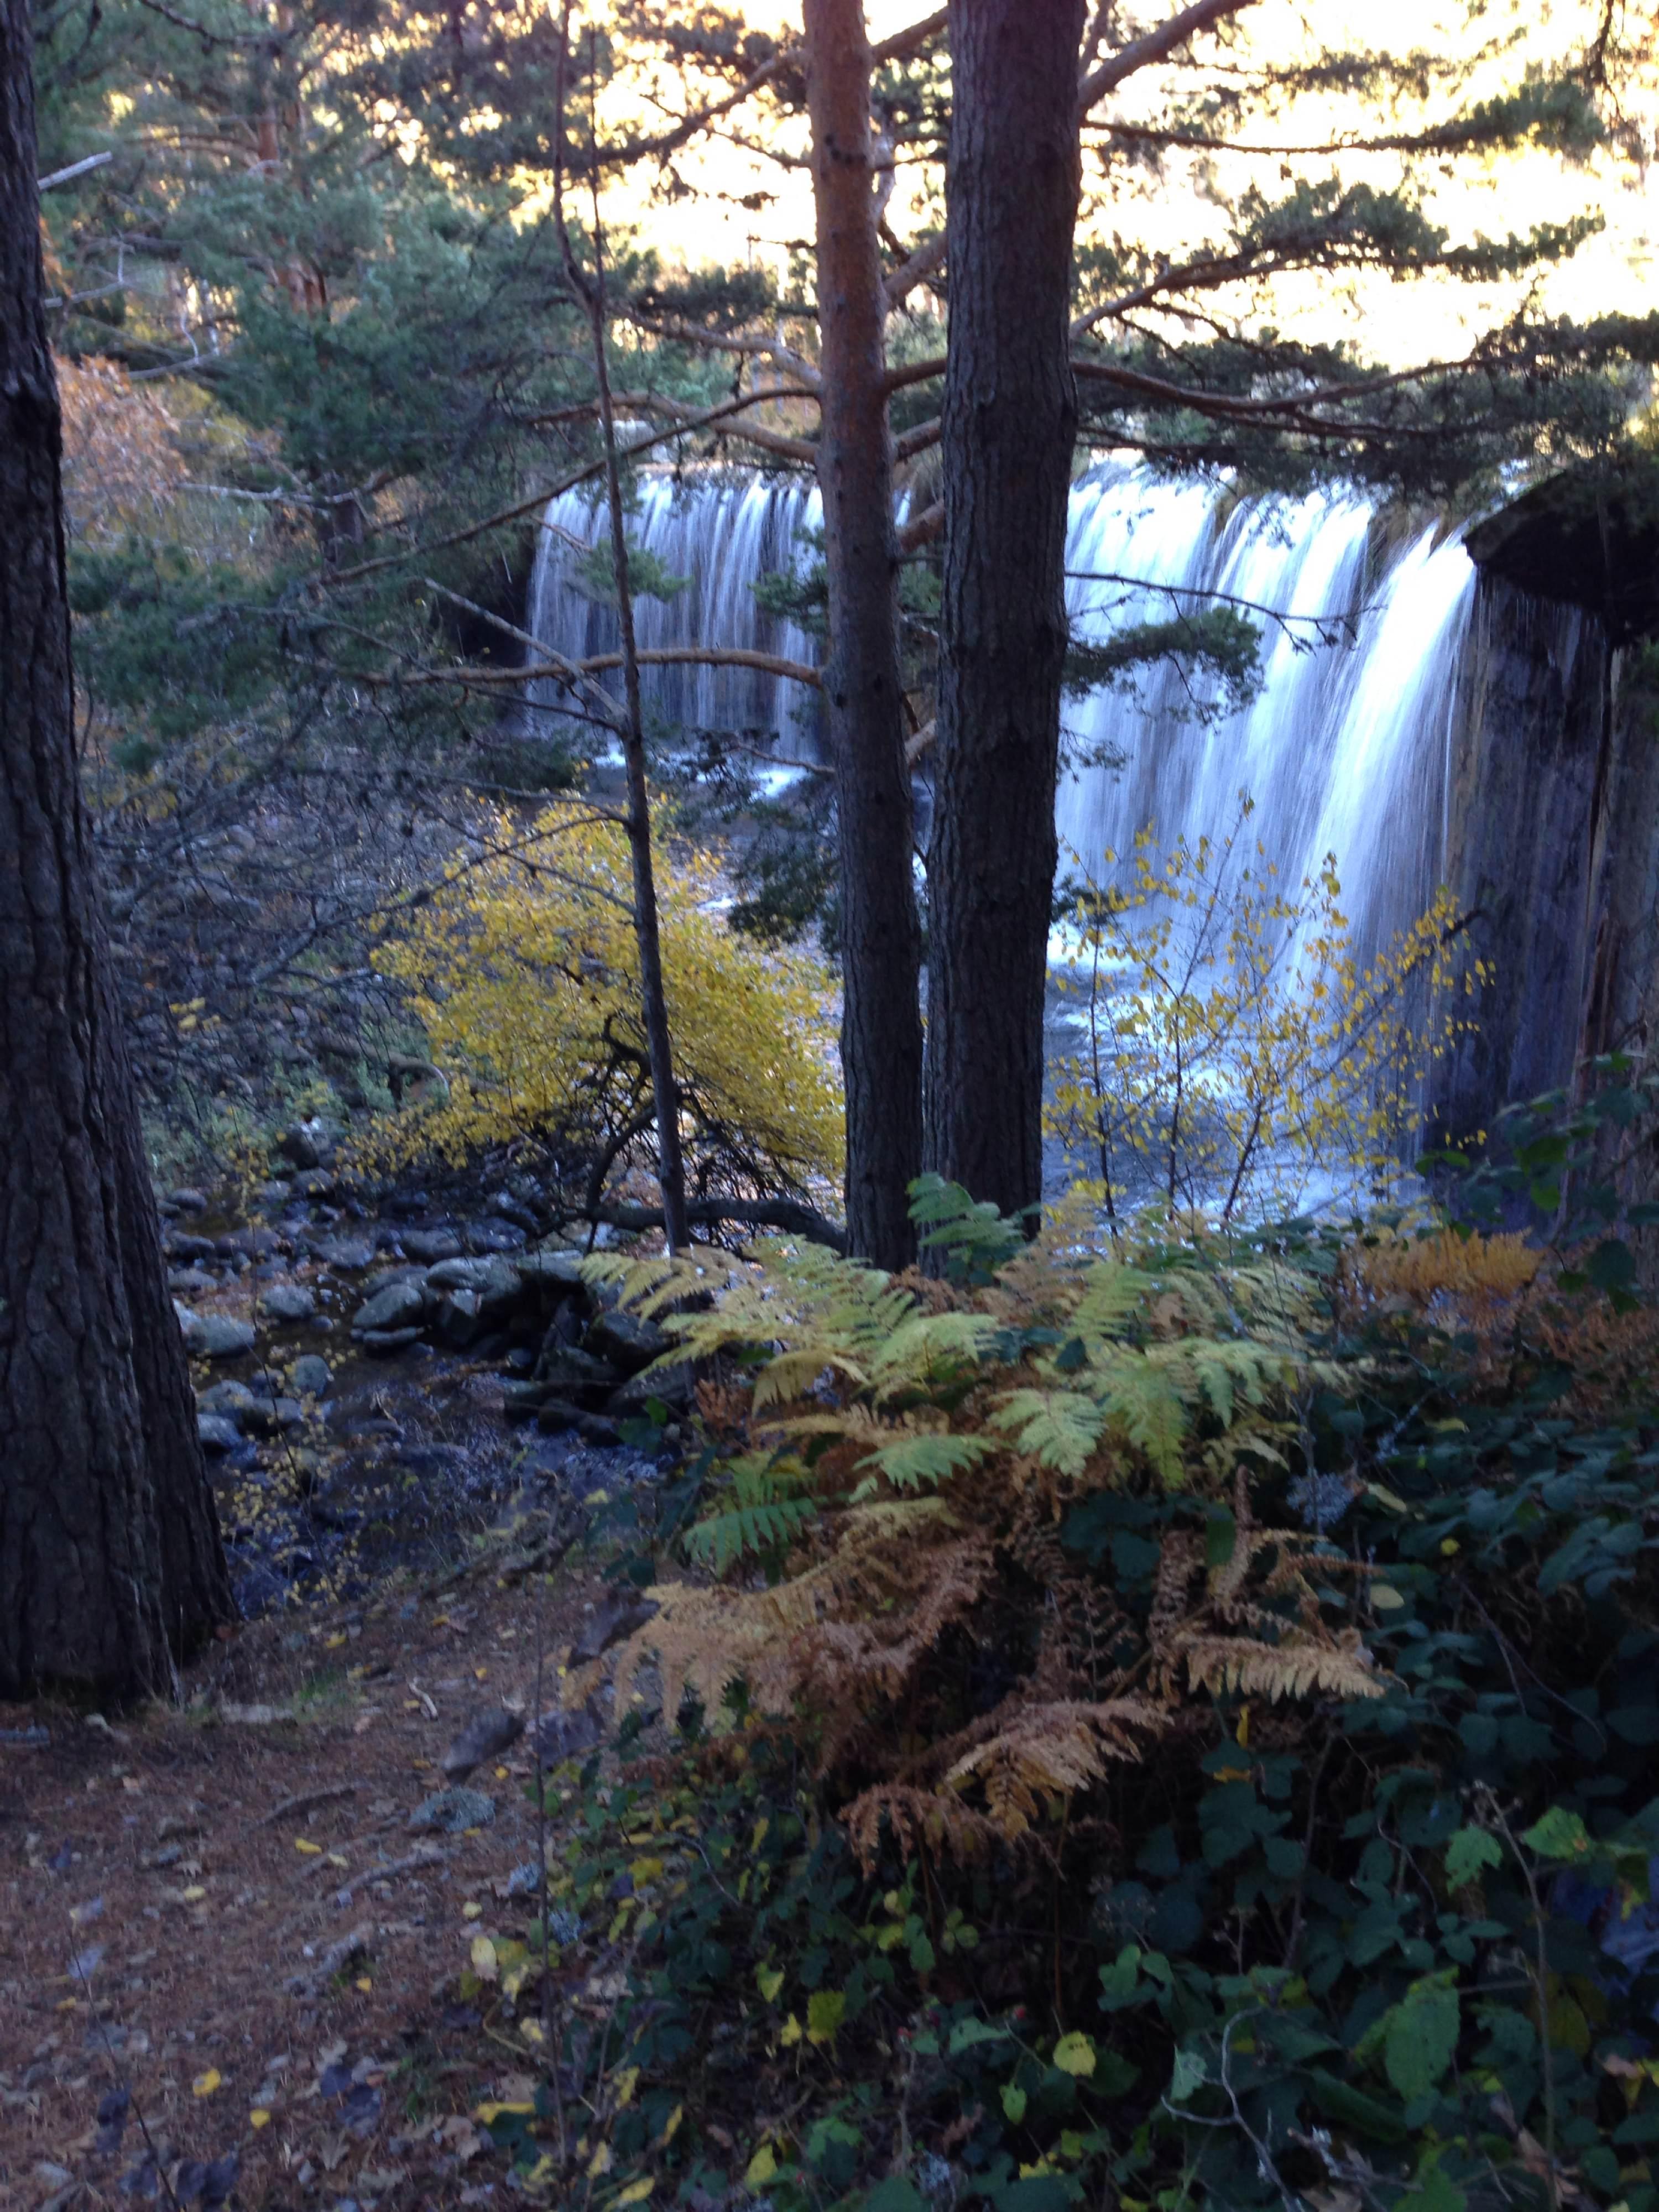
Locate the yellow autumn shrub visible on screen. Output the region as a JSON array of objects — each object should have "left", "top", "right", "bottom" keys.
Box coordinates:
[{"left": 365, "top": 804, "right": 843, "bottom": 1203}]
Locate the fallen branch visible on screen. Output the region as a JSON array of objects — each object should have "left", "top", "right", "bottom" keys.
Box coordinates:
[{"left": 570, "top": 1195, "right": 848, "bottom": 1254}]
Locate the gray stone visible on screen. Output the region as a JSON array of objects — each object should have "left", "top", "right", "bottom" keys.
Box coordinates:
[
  {"left": 291, "top": 1354, "right": 332, "bottom": 1397},
  {"left": 502, "top": 1380, "right": 553, "bottom": 1422},
  {"left": 403, "top": 1227, "right": 463, "bottom": 1263},
  {"left": 168, "top": 1187, "right": 208, "bottom": 1214},
  {"left": 259, "top": 1284, "right": 316, "bottom": 1323},
  {"left": 578, "top": 1412, "right": 623, "bottom": 1448},
  {"left": 241, "top": 1396, "right": 303, "bottom": 1436},
  {"left": 199, "top": 1379, "right": 258, "bottom": 1417},
  {"left": 168, "top": 1269, "right": 216, "bottom": 1296},
  {"left": 186, "top": 1314, "right": 258, "bottom": 1360},
  {"left": 359, "top": 1326, "right": 423, "bottom": 1355},
  {"left": 534, "top": 1399, "right": 583, "bottom": 1434},
  {"left": 583, "top": 1308, "right": 670, "bottom": 1373},
  {"left": 255, "top": 1180, "right": 293, "bottom": 1206},
  {"left": 462, "top": 1219, "right": 526, "bottom": 1254},
  {"left": 513, "top": 1248, "right": 586, "bottom": 1290},
  {"left": 570, "top": 1594, "right": 658, "bottom": 1667},
  {"left": 440, "top": 1708, "right": 524, "bottom": 1781},
  {"left": 351, "top": 1279, "right": 430, "bottom": 1334},
  {"left": 527, "top": 1696, "right": 607, "bottom": 1766},
  {"left": 531, "top": 1342, "right": 620, "bottom": 1403},
  {"left": 166, "top": 1230, "right": 217, "bottom": 1262},
  {"left": 608, "top": 1362, "right": 696, "bottom": 1416},
  {"left": 426, "top": 1254, "right": 507, "bottom": 1291},
  {"left": 315, "top": 1233, "right": 375, "bottom": 1271},
  {"left": 277, "top": 1120, "right": 334, "bottom": 1171},
  {"left": 435, "top": 1290, "right": 484, "bottom": 1348},
  {"left": 196, "top": 1413, "right": 242, "bottom": 1454},
  {"left": 293, "top": 1168, "right": 338, "bottom": 1200},
  {"left": 408, "top": 1787, "right": 495, "bottom": 1834}
]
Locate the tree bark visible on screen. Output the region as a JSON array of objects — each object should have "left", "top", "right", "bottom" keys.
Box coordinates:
[
  {"left": 0, "top": 0, "right": 232, "bottom": 1700},
  {"left": 924, "top": 0, "right": 1084, "bottom": 1220},
  {"left": 804, "top": 0, "right": 925, "bottom": 1272}
]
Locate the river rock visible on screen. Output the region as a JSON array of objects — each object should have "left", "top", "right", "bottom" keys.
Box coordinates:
[
  {"left": 583, "top": 1308, "right": 669, "bottom": 1373},
  {"left": 351, "top": 1279, "right": 431, "bottom": 1334},
  {"left": 403, "top": 1227, "right": 463, "bottom": 1263},
  {"left": 186, "top": 1313, "right": 258, "bottom": 1360},
  {"left": 608, "top": 1362, "right": 696, "bottom": 1416},
  {"left": 359, "top": 1326, "right": 424, "bottom": 1355},
  {"left": 502, "top": 1380, "right": 554, "bottom": 1422},
  {"left": 260, "top": 1284, "right": 316, "bottom": 1323},
  {"left": 197, "top": 1413, "right": 242, "bottom": 1454},
  {"left": 165, "top": 1230, "right": 217, "bottom": 1262},
  {"left": 527, "top": 1695, "right": 606, "bottom": 1765},
  {"left": 314, "top": 1233, "right": 376, "bottom": 1271},
  {"left": 241, "top": 1396, "right": 303, "bottom": 1436},
  {"left": 440, "top": 1707, "right": 524, "bottom": 1781},
  {"left": 277, "top": 1119, "right": 335, "bottom": 1170},
  {"left": 169, "top": 1269, "right": 215, "bottom": 1296},
  {"left": 408, "top": 1787, "right": 495, "bottom": 1834},
  {"left": 292, "top": 1168, "right": 337, "bottom": 1200},
  {"left": 570, "top": 1594, "right": 659, "bottom": 1666},
  {"left": 534, "top": 1399, "right": 583, "bottom": 1433},
  {"left": 291, "top": 1354, "right": 332, "bottom": 1397},
  {"left": 531, "top": 1342, "right": 620, "bottom": 1401},
  {"left": 168, "top": 1187, "right": 208, "bottom": 1214},
  {"left": 199, "top": 1379, "right": 258, "bottom": 1420},
  {"left": 462, "top": 1218, "right": 526, "bottom": 1254},
  {"left": 513, "top": 1247, "right": 586, "bottom": 1290}
]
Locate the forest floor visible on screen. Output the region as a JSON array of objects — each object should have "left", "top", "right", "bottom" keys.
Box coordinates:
[{"left": 0, "top": 1510, "right": 628, "bottom": 2211}]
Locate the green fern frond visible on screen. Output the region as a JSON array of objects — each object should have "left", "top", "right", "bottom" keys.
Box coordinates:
[
  {"left": 990, "top": 1389, "right": 1104, "bottom": 1477},
  {"left": 852, "top": 1432, "right": 996, "bottom": 1498},
  {"left": 684, "top": 1496, "right": 820, "bottom": 1575},
  {"left": 1071, "top": 1259, "right": 1164, "bottom": 1337}
]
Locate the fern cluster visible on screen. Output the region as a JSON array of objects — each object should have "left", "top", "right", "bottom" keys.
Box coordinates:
[{"left": 570, "top": 1181, "right": 1383, "bottom": 1854}]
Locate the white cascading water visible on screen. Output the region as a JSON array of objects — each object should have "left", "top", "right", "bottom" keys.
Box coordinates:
[
  {"left": 526, "top": 466, "right": 1477, "bottom": 954},
  {"left": 526, "top": 472, "right": 824, "bottom": 763}
]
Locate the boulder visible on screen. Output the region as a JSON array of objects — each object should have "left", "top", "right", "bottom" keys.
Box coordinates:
[
  {"left": 199, "top": 1379, "right": 258, "bottom": 1420},
  {"left": 534, "top": 1399, "right": 584, "bottom": 1433},
  {"left": 403, "top": 1227, "right": 463, "bottom": 1263},
  {"left": 462, "top": 1219, "right": 526, "bottom": 1255},
  {"left": 607, "top": 1361, "right": 696, "bottom": 1416},
  {"left": 583, "top": 1307, "right": 669, "bottom": 1373},
  {"left": 502, "top": 1380, "right": 554, "bottom": 1422},
  {"left": 359, "top": 1326, "right": 423, "bottom": 1355},
  {"left": 513, "top": 1247, "right": 586, "bottom": 1291},
  {"left": 408, "top": 1787, "right": 495, "bottom": 1834},
  {"left": 440, "top": 1708, "right": 524, "bottom": 1781},
  {"left": 292, "top": 1168, "right": 337, "bottom": 1200},
  {"left": 351, "top": 1279, "right": 431, "bottom": 1335},
  {"left": 434, "top": 1291, "right": 486, "bottom": 1348},
  {"left": 196, "top": 1413, "right": 242, "bottom": 1455},
  {"left": 168, "top": 1187, "right": 208, "bottom": 1214},
  {"left": 291, "top": 1354, "right": 332, "bottom": 1397},
  {"left": 241, "top": 1396, "right": 302, "bottom": 1436},
  {"left": 165, "top": 1230, "right": 217, "bottom": 1262},
  {"left": 314, "top": 1233, "right": 376, "bottom": 1271},
  {"left": 168, "top": 1269, "right": 215, "bottom": 1296},
  {"left": 259, "top": 1284, "right": 316, "bottom": 1323},
  {"left": 277, "top": 1118, "right": 336, "bottom": 1171},
  {"left": 185, "top": 1313, "right": 257, "bottom": 1360}
]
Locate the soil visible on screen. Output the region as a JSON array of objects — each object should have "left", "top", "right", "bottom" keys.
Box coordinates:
[{"left": 0, "top": 1542, "right": 623, "bottom": 2211}]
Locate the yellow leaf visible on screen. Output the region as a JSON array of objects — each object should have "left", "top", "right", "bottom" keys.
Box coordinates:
[
  {"left": 1052, "top": 2032, "right": 1097, "bottom": 2078},
  {"left": 658, "top": 2105, "right": 683, "bottom": 2146},
  {"left": 629, "top": 1857, "right": 665, "bottom": 1887},
  {"left": 471, "top": 1936, "right": 499, "bottom": 1981},
  {"left": 617, "top": 2180, "right": 654, "bottom": 2205},
  {"left": 355, "top": 1977, "right": 373, "bottom": 1994},
  {"left": 249, "top": 2108, "right": 272, "bottom": 2129},
  {"left": 326, "top": 1632, "right": 347, "bottom": 1648},
  {"left": 587, "top": 2141, "right": 614, "bottom": 2177},
  {"left": 613, "top": 2066, "right": 639, "bottom": 2107},
  {"left": 755, "top": 1964, "right": 784, "bottom": 2003},
  {"left": 520, "top": 2019, "right": 545, "bottom": 2046},
  {"left": 806, "top": 1989, "right": 846, "bottom": 2046},
  {"left": 462, "top": 1901, "right": 483, "bottom": 1919},
  {"left": 745, "top": 2144, "right": 779, "bottom": 2187},
  {"left": 182, "top": 1885, "right": 206, "bottom": 1902},
  {"left": 779, "top": 2013, "right": 802, "bottom": 2047},
  {"left": 192, "top": 2068, "right": 222, "bottom": 2098},
  {"left": 474, "top": 2100, "right": 536, "bottom": 2124},
  {"left": 294, "top": 1838, "right": 321, "bottom": 1855}
]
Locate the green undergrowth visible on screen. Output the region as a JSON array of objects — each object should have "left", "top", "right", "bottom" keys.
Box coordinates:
[{"left": 446, "top": 1066, "right": 1659, "bottom": 2212}]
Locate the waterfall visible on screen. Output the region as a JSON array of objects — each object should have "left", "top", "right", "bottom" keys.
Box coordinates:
[
  {"left": 526, "top": 466, "right": 1477, "bottom": 950},
  {"left": 525, "top": 471, "right": 824, "bottom": 764}
]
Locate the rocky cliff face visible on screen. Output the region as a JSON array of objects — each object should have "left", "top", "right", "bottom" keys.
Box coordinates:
[{"left": 1426, "top": 463, "right": 1659, "bottom": 1152}]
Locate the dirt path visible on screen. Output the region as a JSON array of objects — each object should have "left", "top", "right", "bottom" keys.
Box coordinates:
[{"left": 1, "top": 1542, "right": 612, "bottom": 2210}]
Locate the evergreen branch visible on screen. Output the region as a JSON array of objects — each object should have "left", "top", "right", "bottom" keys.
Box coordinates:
[{"left": 1077, "top": 0, "right": 1260, "bottom": 114}]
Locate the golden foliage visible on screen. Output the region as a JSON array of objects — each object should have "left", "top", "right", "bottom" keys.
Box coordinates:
[
  {"left": 363, "top": 804, "right": 842, "bottom": 1202},
  {"left": 1048, "top": 800, "right": 1484, "bottom": 1221},
  {"left": 1352, "top": 1227, "right": 1541, "bottom": 1314}
]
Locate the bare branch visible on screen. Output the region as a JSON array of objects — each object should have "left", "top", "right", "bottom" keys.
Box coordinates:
[{"left": 1077, "top": 0, "right": 1260, "bottom": 113}]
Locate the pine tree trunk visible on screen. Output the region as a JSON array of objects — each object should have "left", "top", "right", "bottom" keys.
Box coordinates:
[
  {"left": 0, "top": 0, "right": 232, "bottom": 1700},
  {"left": 924, "top": 0, "right": 1084, "bottom": 1219},
  {"left": 804, "top": 0, "right": 924, "bottom": 1271}
]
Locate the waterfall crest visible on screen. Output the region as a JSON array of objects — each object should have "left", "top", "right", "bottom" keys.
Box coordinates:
[{"left": 527, "top": 467, "right": 1476, "bottom": 952}]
